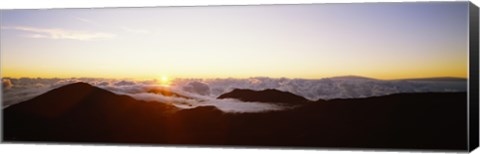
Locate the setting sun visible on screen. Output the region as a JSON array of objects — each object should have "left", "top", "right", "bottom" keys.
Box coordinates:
[{"left": 159, "top": 75, "right": 171, "bottom": 86}]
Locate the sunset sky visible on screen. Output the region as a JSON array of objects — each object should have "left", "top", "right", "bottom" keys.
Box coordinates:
[{"left": 0, "top": 2, "right": 469, "bottom": 80}]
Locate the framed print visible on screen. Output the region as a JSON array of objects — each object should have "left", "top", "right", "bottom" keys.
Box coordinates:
[{"left": 1, "top": 1, "right": 479, "bottom": 152}]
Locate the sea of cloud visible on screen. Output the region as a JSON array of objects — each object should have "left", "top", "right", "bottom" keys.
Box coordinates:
[
  {"left": 1, "top": 76, "right": 467, "bottom": 112},
  {"left": 0, "top": 77, "right": 288, "bottom": 112},
  {"left": 172, "top": 76, "right": 466, "bottom": 99}
]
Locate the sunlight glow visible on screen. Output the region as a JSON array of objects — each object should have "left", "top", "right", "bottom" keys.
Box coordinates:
[{"left": 159, "top": 75, "right": 171, "bottom": 87}]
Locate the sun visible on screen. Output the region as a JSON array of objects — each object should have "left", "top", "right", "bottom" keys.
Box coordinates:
[
  {"left": 158, "top": 75, "right": 171, "bottom": 86},
  {"left": 161, "top": 76, "right": 169, "bottom": 82}
]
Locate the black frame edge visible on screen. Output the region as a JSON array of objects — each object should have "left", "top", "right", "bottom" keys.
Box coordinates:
[{"left": 469, "top": 1, "right": 479, "bottom": 152}]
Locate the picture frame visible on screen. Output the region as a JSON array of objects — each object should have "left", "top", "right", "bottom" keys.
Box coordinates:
[{"left": 2, "top": 2, "right": 478, "bottom": 153}]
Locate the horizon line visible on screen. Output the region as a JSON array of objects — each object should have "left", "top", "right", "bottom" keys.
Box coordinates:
[{"left": 1, "top": 75, "right": 468, "bottom": 81}]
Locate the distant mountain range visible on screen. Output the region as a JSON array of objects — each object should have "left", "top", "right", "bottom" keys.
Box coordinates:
[{"left": 3, "top": 82, "right": 468, "bottom": 150}]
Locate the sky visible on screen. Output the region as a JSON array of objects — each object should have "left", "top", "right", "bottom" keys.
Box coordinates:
[{"left": 0, "top": 2, "right": 470, "bottom": 80}]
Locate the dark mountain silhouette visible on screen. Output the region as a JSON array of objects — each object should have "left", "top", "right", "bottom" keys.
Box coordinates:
[
  {"left": 3, "top": 82, "right": 179, "bottom": 143},
  {"left": 3, "top": 82, "right": 468, "bottom": 151},
  {"left": 218, "top": 89, "right": 311, "bottom": 104}
]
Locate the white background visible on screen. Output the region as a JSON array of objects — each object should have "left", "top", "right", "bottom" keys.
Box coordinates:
[{"left": 0, "top": 0, "right": 479, "bottom": 154}]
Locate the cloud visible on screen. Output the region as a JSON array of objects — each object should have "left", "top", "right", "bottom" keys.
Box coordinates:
[
  {"left": 2, "top": 79, "right": 13, "bottom": 89},
  {"left": 172, "top": 77, "right": 467, "bottom": 100},
  {"left": 127, "top": 92, "right": 285, "bottom": 113},
  {"left": 182, "top": 81, "right": 210, "bottom": 96},
  {"left": 114, "top": 80, "right": 136, "bottom": 86},
  {"left": 3, "top": 26, "right": 116, "bottom": 41},
  {"left": 0, "top": 78, "right": 287, "bottom": 113},
  {"left": 198, "top": 98, "right": 286, "bottom": 113},
  {"left": 74, "top": 17, "right": 147, "bottom": 35},
  {"left": 1, "top": 77, "right": 467, "bottom": 112}
]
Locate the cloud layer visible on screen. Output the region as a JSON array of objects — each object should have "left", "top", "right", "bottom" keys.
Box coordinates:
[
  {"left": 172, "top": 76, "right": 467, "bottom": 100},
  {"left": 1, "top": 76, "right": 466, "bottom": 112},
  {"left": 1, "top": 78, "right": 287, "bottom": 113}
]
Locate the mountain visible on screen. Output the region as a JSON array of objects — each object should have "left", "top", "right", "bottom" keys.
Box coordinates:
[
  {"left": 3, "top": 82, "right": 468, "bottom": 150},
  {"left": 3, "top": 82, "right": 180, "bottom": 143},
  {"left": 217, "top": 88, "right": 311, "bottom": 104},
  {"left": 327, "top": 75, "right": 378, "bottom": 81}
]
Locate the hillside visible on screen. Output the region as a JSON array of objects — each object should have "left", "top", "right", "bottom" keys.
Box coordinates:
[
  {"left": 3, "top": 82, "right": 468, "bottom": 150},
  {"left": 218, "top": 89, "right": 311, "bottom": 104}
]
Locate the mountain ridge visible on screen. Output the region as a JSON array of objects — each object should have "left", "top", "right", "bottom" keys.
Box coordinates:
[
  {"left": 218, "top": 88, "right": 311, "bottom": 104},
  {"left": 3, "top": 82, "right": 468, "bottom": 150}
]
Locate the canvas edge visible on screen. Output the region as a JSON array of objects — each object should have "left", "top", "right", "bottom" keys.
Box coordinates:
[{"left": 468, "top": 1, "right": 479, "bottom": 152}]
